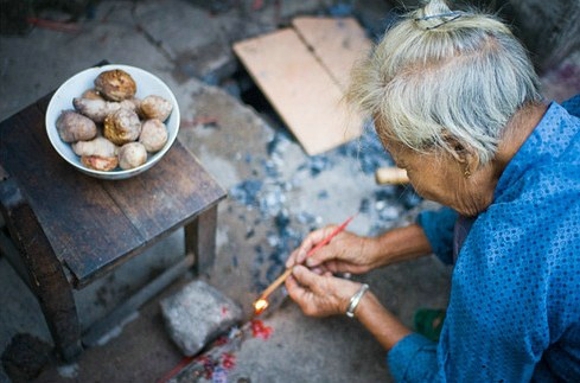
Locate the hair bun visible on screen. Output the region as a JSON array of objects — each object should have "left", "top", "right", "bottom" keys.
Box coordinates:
[{"left": 414, "top": 0, "right": 463, "bottom": 30}]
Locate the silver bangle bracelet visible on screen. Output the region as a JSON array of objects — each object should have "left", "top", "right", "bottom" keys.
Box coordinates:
[{"left": 346, "top": 283, "right": 369, "bottom": 318}]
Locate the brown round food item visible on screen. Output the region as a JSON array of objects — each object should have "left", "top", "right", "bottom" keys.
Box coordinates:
[
  {"left": 56, "top": 110, "right": 97, "bottom": 143},
  {"left": 81, "top": 155, "right": 118, "bottom": 171},
  {"left": 72, "top": 136, "right": 118, "bottom": 158},
  {"left": 73, "top": 97, "right": 139, "bottom": 123},
  {"left": 81, "top": 88, "right": 104, "bottom": 100},
  {"left": 118, "top": 142, "right": 147, "bottom": 170},
  {"left": 94, "top": 69, "right": 136, "bottom": 101},
  {"left": 139, "top": 119, "right": 168, "bottom": 152},
  {"left": 140, "top": 95, "right": 173, "bottom": 121},
  {"left": 103, "top": 108, "right": 141, "bottom": 145}
]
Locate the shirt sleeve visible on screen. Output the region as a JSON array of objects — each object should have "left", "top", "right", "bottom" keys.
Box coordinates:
[
  {"left": 387, "top": 334, "right": 441, "bottom": 382},
  {"left": 416, "top": 206, "right": 457, "bottom": 264}
]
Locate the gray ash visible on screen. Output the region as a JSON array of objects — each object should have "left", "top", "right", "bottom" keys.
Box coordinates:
[
  {"left": 229, "top": 179, "right": 263, "bottom": 208},
  {"left": 338, "top": 123, "right": 393, "bottom": 174},
  {"left": 229, "top": 119, "right": 422, "bottom": 293}
]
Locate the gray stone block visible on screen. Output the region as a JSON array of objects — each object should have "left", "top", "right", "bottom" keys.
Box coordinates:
[{"left": 160, "top": 280, "right": 243, "bottom": 356}]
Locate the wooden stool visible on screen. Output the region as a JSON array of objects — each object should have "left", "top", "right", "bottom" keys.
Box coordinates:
[{"left": 0, "top": 92, "right": 226, "bottom": 361}]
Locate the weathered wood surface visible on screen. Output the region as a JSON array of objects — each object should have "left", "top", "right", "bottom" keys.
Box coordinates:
[
  {"left": 185, "top": 205, "right": 218, "bottom": 275},
  {"left": 0, "top": 93, "right": 226, "bottom": 288},
  {"left": 233, "top": 17, "right": 369, "bottom": 156}
]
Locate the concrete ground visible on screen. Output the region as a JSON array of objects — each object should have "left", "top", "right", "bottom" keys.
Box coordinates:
[{"left": 0, "top": 1, "right": 578, "bottom": 382}]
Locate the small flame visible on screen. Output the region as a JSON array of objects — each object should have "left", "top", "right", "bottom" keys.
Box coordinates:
[{"left": 253, "top": 298, "right": 269, "bottom": 315}]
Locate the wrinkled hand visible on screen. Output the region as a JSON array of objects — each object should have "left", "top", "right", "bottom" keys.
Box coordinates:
[
  {"left": 285, "top": 265, "right": 362, "bottom": 317},
  {"left": 285, "top": 226, "right": 376, "bottom": 275}
]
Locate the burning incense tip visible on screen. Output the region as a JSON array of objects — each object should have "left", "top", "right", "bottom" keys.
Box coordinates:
[
  {"left": 253, "top": 298, "right": 269, "bottom": 315},
  {"left": 252, "top": 214, "right": 357, "bottom": 316}
]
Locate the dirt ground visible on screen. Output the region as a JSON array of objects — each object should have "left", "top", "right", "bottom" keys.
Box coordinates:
[{"left": 1, "top": 0, "right": 579, "bottom": 382}]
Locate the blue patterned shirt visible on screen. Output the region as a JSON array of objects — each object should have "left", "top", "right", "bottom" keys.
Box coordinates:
[{"left": 387, "top": 95, "right": 580, "bottom": 382}]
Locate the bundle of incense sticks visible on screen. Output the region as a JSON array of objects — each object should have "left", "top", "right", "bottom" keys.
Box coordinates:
[{"left": 253, "top": 214, "right": 356, "bottom": 315}]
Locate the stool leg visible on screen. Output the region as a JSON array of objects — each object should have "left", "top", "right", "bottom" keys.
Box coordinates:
[
  {"left": 0, "top": 179, "right": 82, "bottom": 362},
  {"left": 30, "top": 251, "right": 82, "bottom": 362},
  {"left": 184, "top": 205, "right": 218, "bottom": 275}
]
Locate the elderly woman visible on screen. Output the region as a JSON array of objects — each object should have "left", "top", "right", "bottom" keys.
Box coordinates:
[{"left": 284, "top": 0, "right": 580, "bottom": 381}]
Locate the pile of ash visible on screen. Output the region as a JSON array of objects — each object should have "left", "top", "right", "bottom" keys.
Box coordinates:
[{"left": 229, "top": 122, "right": 421, "bottom": 292}]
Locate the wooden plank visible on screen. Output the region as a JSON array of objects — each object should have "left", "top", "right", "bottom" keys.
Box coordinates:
[
  {"left": 233, "top": 28, "right": 363, "bottom": 156},
  {"left": 292, "top": 17, "right": 372, "bottom": 90},
  {"left": 102, "top": 141, "right": 226, "bottom": 244}
]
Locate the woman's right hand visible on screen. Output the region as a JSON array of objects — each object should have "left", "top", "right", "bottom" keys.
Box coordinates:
[{"left": 285, "top": 226, "right": 380, "bottom": 275}]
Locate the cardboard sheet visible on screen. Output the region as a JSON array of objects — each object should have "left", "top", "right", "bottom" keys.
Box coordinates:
[
  {"left": 233, "top": 17, "right": 371, "bottom": 155},
  {"left": 292, "top": 16, "right": 372, "bottom": 90}
]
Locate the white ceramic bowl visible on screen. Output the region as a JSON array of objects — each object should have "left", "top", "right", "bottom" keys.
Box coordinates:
[{"left": 46, "top": 64, "right": 180, "bottom": 180}]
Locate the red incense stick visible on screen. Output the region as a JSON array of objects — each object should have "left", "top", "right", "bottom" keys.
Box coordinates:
[{"left": 253, "top": 214, "right": 356, "bottom": 314}]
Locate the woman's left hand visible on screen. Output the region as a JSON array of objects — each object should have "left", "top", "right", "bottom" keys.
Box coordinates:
[{"left": 285, "top": 264, "right": 362, "bottom": 317}]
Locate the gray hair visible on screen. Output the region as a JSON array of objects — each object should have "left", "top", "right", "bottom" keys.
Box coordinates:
[{"left": 347, "top": 0, "right": 542, "bottom": 165}]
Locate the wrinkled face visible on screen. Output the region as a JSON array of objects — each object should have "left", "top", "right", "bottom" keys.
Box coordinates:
[
  {"left": 375, "top": 119, "right": 493, "bottom": 217},
  {"left": 382, "top": 137, "right": 462, "bottom": 205}
]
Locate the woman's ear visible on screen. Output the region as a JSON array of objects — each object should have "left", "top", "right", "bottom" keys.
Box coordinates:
[{"left": 443, "top": 134, "right": 480, "bottom": 178}]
